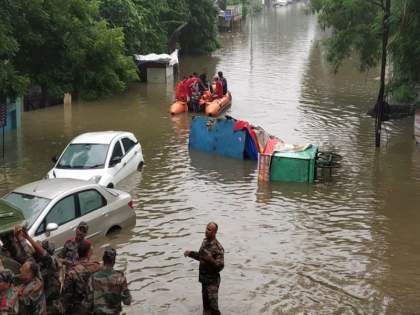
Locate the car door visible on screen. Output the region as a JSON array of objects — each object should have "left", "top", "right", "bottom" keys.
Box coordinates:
[
  {"left": 34, "top": 194, "right": 78, "bottom": 246},
  {"left": 77, "top": 189, "right": 109, "bottom": 239},
  {"left": 121, "top": 136, "right": 140, "bottom": 178},
  {"left": 107, "top": 139, "right": 125, "bottom": 185}
]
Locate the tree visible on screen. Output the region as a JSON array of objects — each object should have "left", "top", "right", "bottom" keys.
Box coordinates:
[
  {"left": 311, "top": 0, "right": 392, "bottom": 147},
  {"left": 180, "top": 0, "right": 220, "bottom": 54},
  {"left": 159, "top": 0, "right": 190, "bottom": 39},
  {"left": 68, "top": 20, "right": 138, "bottom": 100},
  {"left": 388, "top": 0, "right": 420, "bottom": 104},
  {"left": 7, "top": 0, "right": 137, "bottom": 104},
  {"left": 99, "top": 0, "right": 168, "bottom": 55},
  {"left": 0, "top": 1, "right": 29, "bottom": 102}
]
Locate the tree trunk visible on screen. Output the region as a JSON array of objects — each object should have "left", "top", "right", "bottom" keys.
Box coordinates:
[{"left": 375, "top": 0, "right": 391, "bottom": 147}]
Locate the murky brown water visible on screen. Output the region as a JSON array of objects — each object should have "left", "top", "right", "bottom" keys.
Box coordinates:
[{"left": 1, "top": 2, "right": 420, "bottom": 314}]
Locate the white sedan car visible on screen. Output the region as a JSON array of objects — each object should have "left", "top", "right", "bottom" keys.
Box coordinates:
[
  {"left": 2, "top": 179, "right": 135, "bottom": 246},
  {"left": 47, "top": 131, "right": 144, "bottom": 188}
]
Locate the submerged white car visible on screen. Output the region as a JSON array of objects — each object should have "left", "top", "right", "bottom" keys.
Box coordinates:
[
  {"left": 47, "top": 131, "right": 144, "bottom": 188},
  {"left": 2, "top": 179, "right": 135, "bottom": 247}
]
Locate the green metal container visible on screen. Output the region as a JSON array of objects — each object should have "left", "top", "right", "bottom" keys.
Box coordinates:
[{"left": 270, "top": 145, "right": 318, "bottom": 183}]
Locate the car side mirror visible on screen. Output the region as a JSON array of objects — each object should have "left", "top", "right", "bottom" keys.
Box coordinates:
[
  {"left": 51, "top": 155, "right": 58, "bottom": 163},
  {"left": 46, "top": 223, "right": 58, "bottom": 232},
  {"left": 110, "top": 156, "right": 122, "bottom": 167}
]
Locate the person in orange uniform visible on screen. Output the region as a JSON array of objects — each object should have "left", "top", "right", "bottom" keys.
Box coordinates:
[
  {"left": 175, "top": 77, "right": 188, "bottom": 102},
  {"left": 212, "top": 76, "right": 224, "bottom": 100}
]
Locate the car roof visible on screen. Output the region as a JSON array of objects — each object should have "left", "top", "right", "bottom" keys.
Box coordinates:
[
  {"left": 12, "top": 179, "right": 97, "bottom": 199},
  {"left": 71, "top": 131, "right": 134, "bottom": 144}
]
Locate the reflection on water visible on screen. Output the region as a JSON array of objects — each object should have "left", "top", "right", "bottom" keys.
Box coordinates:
[{"left": 1, "top": 2, "right": 420, "bottom": 314}]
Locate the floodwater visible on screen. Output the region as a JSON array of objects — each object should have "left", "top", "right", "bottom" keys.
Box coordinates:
[{"left": 1, "top": 2, "right": 420, "bottom": 314}]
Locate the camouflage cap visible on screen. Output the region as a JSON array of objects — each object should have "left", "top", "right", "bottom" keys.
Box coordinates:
[
  {"left": 77, "top": 221, "right": 89, "bottom": 232},
  {"left": 103, "top": 248, "right": 117, "bottom": 261},
  {"left": 0, "top": 269, "right": 13, "bottom": 284}
]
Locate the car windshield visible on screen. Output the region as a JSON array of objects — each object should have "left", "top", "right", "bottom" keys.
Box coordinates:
[
  {"left": 3, "top": 193, "right": 51, "bottom": 228},
  {"left": 57, "top": 143, "right": 109, "bottom": 169}
]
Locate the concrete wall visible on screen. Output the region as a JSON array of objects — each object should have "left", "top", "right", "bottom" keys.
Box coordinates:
[{"left": 147, "top": 66, "right": 174, "bottom": 83}]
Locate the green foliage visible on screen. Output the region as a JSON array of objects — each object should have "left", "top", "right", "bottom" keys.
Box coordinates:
[
  {"left": 70, "top": 21, "right": 138, "bottom": 100},
  {"left": 390, "top": 83, "right": 417, "bottom": 104},
  {"left": 0, "top": 0, "right": 221, "bottom": 103},
  {"left": 388, "top": 0, "right": 420, "bottom": 101},
  {"left": 312, "top": 0, "right": 420, "bottom": 104},
  {"left": 180, "top": 0, "right": 220, "bottom": 54},
  {"left": 0, "top": 0, "right": 137, "bottom": 102},
  {"left": 311, "top": 0, "right": 382, "bottom": 72},
  {"left": 159, "top": 0, "right": 190, "bottom": 36},
  {"left": 0, "top": 1, "right": 29, "bottom": 98},
  {"left": 99, "top": 0, "right": 168, "bottom": 55}
]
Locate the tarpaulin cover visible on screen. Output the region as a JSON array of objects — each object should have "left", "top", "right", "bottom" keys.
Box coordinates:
[
  {"left": 244, "top": 132, "right": 258, "bottom": 160},
  {"left": 234, "top": 121, "right": 259, "bottom": 149},
  {"left": 134, "top": 49, "right": 178, "bottom": 66}
]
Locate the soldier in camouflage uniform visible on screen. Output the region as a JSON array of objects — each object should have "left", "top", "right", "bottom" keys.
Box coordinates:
[
  {"left": 184, "top": 222, "right": 224, "bottom": 315},
  {"left": 88, "top": 248, "right": 131, "bottom": 315},
  {"left": 0, "top": 226, "right": 34, "bottom": 265},
  {"left": 63, "top": 240, "right": 100, "bottom": 315},
  {"left": 57, "top": 222, "right": 91, "bottom": 267},
  {"left": 21, "top": 229, "right": 64, "bottom": 314},
  {"left": 0, "top": 269, "right": 19, "bottom": 314},
  {"left": 17, "top": 260, "right": 47, "bottom": 315}
]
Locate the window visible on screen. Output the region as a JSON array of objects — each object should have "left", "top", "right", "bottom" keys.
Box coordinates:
[
  {"left": 111, "top": 141, "right": 123, "bottom": 159},
  {"left": 79, "top": 190, "right": 106, "bottom": 216},
  {"left": 57, "top": 144, "right": 109, "bottom": 169},
  {"left": 45, "top": 195, "right": 76, "bottom": 228},
  {"left": 3, "top": 193, "right": 50, "bottom": 228},
  {"left": 122, "top": 137, "right": 136, "bottom": 153}
]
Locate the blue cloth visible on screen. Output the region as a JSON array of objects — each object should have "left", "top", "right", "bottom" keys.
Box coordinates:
[{"left": 244, "top": 131, "right": 259, "bottom": 160}]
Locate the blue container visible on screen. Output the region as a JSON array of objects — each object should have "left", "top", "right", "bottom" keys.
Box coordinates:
[{"left": 189, "top": 116, "right": 247, "bottom": 159}]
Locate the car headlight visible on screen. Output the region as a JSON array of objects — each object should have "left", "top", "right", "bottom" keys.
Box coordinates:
[{"left": 90, "top": 175, "right": 102, "bottom": 184}]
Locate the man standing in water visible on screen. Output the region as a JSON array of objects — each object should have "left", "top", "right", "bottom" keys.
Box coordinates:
[
  {"left": 184, "top": 222, "right": 224, "bottom": 315},
  {"left": 57, "top": 221, "right": 91, "bottom": 266}
]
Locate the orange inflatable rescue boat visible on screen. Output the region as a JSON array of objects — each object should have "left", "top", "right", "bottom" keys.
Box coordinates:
[
  {"left": 169, "top": 79, "right": 231, "bottom": 116},
  {"left": 205, "top": 92, "right": 232, "bottom": 117},
  {"left": 170, "top": 100, "right": 188, "bottom": 115}
]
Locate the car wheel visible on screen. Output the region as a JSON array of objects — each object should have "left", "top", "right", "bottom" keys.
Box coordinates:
[
  {"left": 106, "top": 183, "right": 114, "bottom": 188},
  {"left": 106, "top": 225, "right": 121, "bottom": 235},
  {"left": 137, "top": 161, "right": 144, "bottom": 171}
]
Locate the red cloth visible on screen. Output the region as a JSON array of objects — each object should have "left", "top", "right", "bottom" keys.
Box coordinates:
[
  {"left": 263, "top": 137, "right": 280, "bottom": 155},
  {"left": 175, "top": 80, "right": 187, "bottom": 102},
  {"left": 233, "top": 120, "right": 259, "bottom": 151},
  {"left": 185, "top": 77, "right": 200, "bottom": 97},
  {"left": 214, "top": 80, "right": 223, "bottom": 99},
  {"left": 0, "top": 293, "right": 7, "bottom": 310}
]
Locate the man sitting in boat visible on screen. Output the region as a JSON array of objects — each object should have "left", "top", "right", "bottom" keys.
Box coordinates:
[
  {"left": 199, "top": 73, "right": 212, "bottom": 93},
  {"left": 218, "top": 71, "right": 228, "bottom": 95}
]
